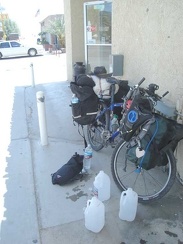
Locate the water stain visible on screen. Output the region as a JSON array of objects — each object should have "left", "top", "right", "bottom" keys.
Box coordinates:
[
  {"left": 80, "top": 173, "right": 93, "bottom": 182},
  {"left": 72, "top": 186, "right": 81, "bottom": 192},
  {"left": 66, "top": 190, "right": 88, "bottom": 202},
  {"left": 164, "top": 230, "right": 177, "bottom": 238}
]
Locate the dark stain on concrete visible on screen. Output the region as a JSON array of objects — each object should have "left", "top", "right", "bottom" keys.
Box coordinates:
[
  {"left": 164, "top": 230, "right": 177, "bottom": 238},
  {"left": 140, "top": 239, "right": 147, "bottom": 244},
  {"left": 149, "top": 232, "right": 157, "bottom": 235},
  {"left": 72, "top": 186, "right": 81, "bottom": 192},
  {"left": 66, "top": 190, "right": 88, "bottom": 202},
  {"left": 80, "top": 173, "right": 93, "bottom": 182}
]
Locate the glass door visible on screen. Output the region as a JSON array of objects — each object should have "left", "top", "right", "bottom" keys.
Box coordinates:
[{"left": 84, "top": 1, "right": 112, "bottom": 73}]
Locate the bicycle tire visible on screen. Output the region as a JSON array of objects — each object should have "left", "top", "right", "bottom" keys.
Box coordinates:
[
  {"left": 87, "top": 101, "right": 110, "bottom": 151},
  {"left": 111, "top": 140, "right": 177, "bottom": 203}
]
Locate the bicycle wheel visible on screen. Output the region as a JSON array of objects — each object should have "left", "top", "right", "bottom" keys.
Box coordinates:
[
  {"left": 111, "top": 140, "right": 177, "bottom": 203},
  {"left": 87, "top": 102, "right": 110, "bottom": 151}
]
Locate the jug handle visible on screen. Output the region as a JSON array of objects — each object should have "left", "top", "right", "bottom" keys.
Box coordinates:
[{"left": 122, "top": 192, "right": 127, "bottom": 197}]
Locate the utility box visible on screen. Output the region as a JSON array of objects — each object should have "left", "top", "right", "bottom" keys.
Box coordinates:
[{"left": 109, "top": 55, "right": 124, "bottom": 76}]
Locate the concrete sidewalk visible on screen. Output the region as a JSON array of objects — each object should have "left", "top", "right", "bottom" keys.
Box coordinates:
[{"left": 1, "top": 80, "right": 183, "bottom": 244}]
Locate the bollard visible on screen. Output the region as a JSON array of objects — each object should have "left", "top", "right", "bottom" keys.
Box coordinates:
[
  {"left": 30, "top": 63, "right": 35, "bottom": 87},
  {"left": 36, "top": 91, "right": 48, "bottom": 146}
]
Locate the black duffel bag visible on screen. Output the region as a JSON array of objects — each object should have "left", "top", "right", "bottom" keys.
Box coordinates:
[{"left": 51, "top": 153, "right": 84, "bottom": 185}]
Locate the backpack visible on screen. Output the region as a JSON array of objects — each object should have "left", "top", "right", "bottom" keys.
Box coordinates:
[
  {"left": 70, "top": 82, "right": 98, "bottom": 125},
  {"left": 51, "top": 153, "right": 84, "bottom": 185},
  {"left": 125, "top": 114, "right": 174, "bottom": 170},
  {"left": 90, "top": 75, "right": 119, "bottom": 98},
  {"left": 120, "top": 90, "right": 153, "bottom": 142}
]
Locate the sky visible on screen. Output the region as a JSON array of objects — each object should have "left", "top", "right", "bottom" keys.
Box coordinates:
[{"left": 0, "top": 0, "right": 64, "bottom": 39}]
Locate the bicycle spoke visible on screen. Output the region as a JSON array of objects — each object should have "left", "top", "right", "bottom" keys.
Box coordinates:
[
  {"left": 87, "top": 122, "right": 105, "bottom": 151},
  {"left": 141, "top": 172, "right": 150, "bottom": 197},
  {"left": 143, "top": 167, "right": 170, "bottom": 189}
]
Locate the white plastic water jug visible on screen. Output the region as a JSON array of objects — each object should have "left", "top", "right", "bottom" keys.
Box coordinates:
[
  {"left": 119, "top": 188, "right": 138, "bottom": 221},
  {"left": 93, "top": 170, "right": 111, "bottom": 201},
  {"left": 84, "top": 196, "right": 105, "bottom": 233}
]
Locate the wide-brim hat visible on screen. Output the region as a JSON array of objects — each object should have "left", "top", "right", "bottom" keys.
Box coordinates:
[{"left": 88, "top": 66, "right": 113, "bottom": 78}]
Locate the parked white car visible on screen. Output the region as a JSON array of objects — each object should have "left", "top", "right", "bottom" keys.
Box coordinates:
[{"left": 0, "top": 40, "right": 44, "bottom": 59}]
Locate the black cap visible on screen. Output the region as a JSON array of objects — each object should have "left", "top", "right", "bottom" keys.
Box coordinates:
[{"left": 89, "top": 66, "right": 112, "bottom": 78}]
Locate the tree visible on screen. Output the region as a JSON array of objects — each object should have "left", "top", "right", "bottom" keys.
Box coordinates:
[
  {"left": 46, "top": 15, "right": 65, "bottom": 48},
  {"left": 3, "top": 19, "right": 20, "bottom": 39}
]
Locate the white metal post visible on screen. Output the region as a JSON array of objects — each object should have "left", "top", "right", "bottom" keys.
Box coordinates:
[
  {"left": 36, "top": 91, "right": 48, "bottom": 146},
  {"left": 30, "top": 63, "right": 35, "bottom": 87}
]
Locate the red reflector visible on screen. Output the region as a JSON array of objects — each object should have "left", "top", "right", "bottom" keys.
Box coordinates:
[{"left": 126, "top": 99, "right": 132, "bottom": 109}]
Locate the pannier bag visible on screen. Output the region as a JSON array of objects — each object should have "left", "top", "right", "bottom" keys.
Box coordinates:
[
  {"left": 70, "top": 81, "right": 98, "bottom": 125},
  {"left": 120, "top": 90, "right": 153, "bottom": 142},
  {"left": 51, "top": 153, "right": 84, "bottom": 185},
  {"left": 126, "top": 114, "right": 175, "bottom": 170}
]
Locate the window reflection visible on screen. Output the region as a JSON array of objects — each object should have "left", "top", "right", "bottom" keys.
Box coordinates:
[{"left": 86, "top": 3, "right": 111, "bottom": 45}]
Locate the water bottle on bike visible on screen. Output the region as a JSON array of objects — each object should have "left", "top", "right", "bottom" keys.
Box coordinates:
[
  {"left": 71, "top": 94, "right": 79, "bottom": 104},
  {"left": 111, "top": 114, "right": 119, "bottom": 133}
]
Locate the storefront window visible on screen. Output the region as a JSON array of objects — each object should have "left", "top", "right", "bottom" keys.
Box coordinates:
[{"left": 84, "top": 1, "right": 112, "bottom": 72}]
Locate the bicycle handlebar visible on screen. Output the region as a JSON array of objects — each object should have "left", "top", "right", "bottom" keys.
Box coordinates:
[
  {"left": 123, "top": 77, "right": 146, "bottom": 105},
  {"left": 138, "top": 77, "right": 145, "bottom": 87},
  {"left": 123, "top": 77, "right": 169, "bottom": 108},
  {"left": 161, "top": 91, "right": 169, "bottom": 98}
]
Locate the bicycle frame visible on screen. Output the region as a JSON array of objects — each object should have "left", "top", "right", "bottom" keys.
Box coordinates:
[
  {"left": 93, "top": 100, "right": 123, "bottom": 143},
  {"left": 87, "top": 78, "right": 128, "bottom": 150}
]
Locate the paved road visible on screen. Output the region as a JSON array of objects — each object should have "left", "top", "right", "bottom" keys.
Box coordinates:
[{"left": 0, "top": 53, "right": 67, "bottom": 86}]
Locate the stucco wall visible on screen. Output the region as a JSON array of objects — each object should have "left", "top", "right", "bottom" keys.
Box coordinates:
[{"left": 113, "top": 0, "right": 183, "bottom": 102}]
